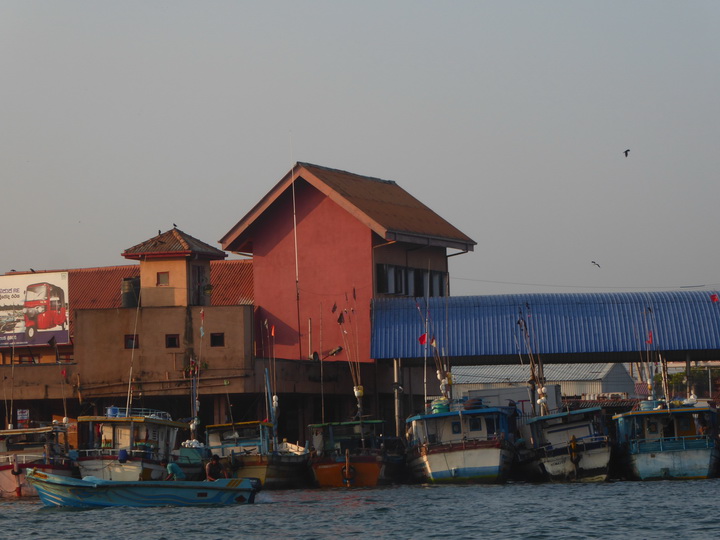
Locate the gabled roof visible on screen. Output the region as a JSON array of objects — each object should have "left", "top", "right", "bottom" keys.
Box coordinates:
[
  {"left": 123, "top": 228, "right": 227, "bottom": 261},
  {"left": 220, "top": 162, "right": 476, "bottom": 253}
]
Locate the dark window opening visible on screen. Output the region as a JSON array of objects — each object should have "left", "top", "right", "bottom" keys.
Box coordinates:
[
  {"left": 124, "top": 334, "right": 139, "bottom": 349},
  {"left": 166, "top": 334, "right": 180, "bottom": 348}
]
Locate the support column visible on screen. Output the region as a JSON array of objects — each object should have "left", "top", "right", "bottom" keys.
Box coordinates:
[{"left": 394, "top": 358, "right": 402, "bottom": 437}]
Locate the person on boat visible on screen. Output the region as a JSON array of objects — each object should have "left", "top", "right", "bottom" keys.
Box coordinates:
[
  {"left": 161, "top": 458, "right": 186, "bottom": 481},
  {"left": 205, "top": 454, "right": 228, "bottom": 481}
]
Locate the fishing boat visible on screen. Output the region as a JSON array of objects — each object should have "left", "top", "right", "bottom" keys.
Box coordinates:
[
  {"left": 308, "top": 419, "right": 405, "bottom": 488},
  {"left": 26, "top": 468, "right": 261, "bottom": 507},
  {"left": 74, "top": 407, "right": 203, "bottom": 481},
  {"left": 405, "top": 397, "right": 518, "bottom": 484},
  {"left": 521, "top": 407, "right": 611, "bottom": 482},
  {"left": 612, "top": 400, "right": 720, "bottom": 480},
  {"left": 205, "top": 420, "right": 312, "bottom": 489},
  {"left": 0, "top": 424, "right": 76, "bottom": 498}
]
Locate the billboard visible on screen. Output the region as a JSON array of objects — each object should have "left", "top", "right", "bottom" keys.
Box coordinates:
[{"left": 0, "top": 271, "right": 69, "bottom": 348}]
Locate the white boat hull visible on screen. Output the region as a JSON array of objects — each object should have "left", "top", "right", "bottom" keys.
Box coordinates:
[
  {"left": 540, "top": 445, "right": 611, "bottom": 482},
  {"left": 628, "top": 445, "right": 720, "bottom": 480},
  {"left": 408, "top": 441, "right": 513, "bottom": 484},
  {"left": 77, "top": 456, "right": 164, "bottom": 481}
]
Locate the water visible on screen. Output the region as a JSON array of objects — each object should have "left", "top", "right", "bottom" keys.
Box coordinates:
[{"left": 2, "top": 480, "right": 719, "bottom": 540}]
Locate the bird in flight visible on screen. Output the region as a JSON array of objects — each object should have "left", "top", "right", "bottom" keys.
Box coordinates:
[
  {"left": 624, "top": 149, "right": 630, "bottom": 157},
  {"left": 591, "top": 261, "right": 601, "bottom": 268}
]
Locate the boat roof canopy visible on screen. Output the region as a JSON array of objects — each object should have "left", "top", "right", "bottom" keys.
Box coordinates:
[{"left": 525, "top": 407, "right": 604, "bottom": 424}]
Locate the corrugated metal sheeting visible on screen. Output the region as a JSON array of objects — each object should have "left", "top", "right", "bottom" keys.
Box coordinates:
[{"left": 370, "top": 291, "right": 720, "bottom": 360}]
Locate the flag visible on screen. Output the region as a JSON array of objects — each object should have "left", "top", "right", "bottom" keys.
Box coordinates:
[
  {"left": 711, "top": 294, "right": 719, "bottom": 303},
  {"left": 331, "top": 302, "right": 337, "bottom": 313},
  {"left": 60, "top": 369, "right": 66, "bottom": 378},
  {"left": 418, "top": 333, "right": 427, "bottom": 345},
  {"left": 200, "top": 309, "right": 204, "bottom": 322},
  {"left": 337, "top": 313, "right": 344, "bottom": 324},
  {"left": 270, "top": 325, "right": 275, "bottom": 337},
  {"left": 430, "top": 336, "right": 437, "bottom": 347},
  {"left": 646, "top": 330, "right": 653, "bottom": 345},
  {"left": 200, "top": 327, "right": 205, "bottom": 338}
]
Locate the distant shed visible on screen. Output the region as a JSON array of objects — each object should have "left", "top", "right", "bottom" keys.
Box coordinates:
[{"left": 451, "top": 363, "right": 636, "bottom": 398}]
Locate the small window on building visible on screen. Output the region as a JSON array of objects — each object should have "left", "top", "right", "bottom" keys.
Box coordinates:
[
  {"left": 166, "top": 334, "right": 180, "bottom": 348},
  {"left": 124, "top": 334, "right": 139, "bottom": 349},
  {"left": 210, "top": 333, "right": 225, "bottom": 347},
  {"left": 156, "top": 272, "right": 170, "bottom": 286},
  {"left": 451, "top": 421, "right": 461, "bottom": 434}
]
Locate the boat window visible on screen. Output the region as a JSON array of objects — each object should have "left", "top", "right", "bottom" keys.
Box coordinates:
[
  {"left": 469, "top": 417, "right": 482, "bottom": 432},
  {"left": 451, "top": 421, "right": 461, "bottom": 434},
  {"left": 486, "top": 416, "right": 496, "bottom": 436}
]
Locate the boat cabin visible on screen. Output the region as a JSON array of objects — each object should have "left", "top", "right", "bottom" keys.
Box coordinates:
[
  {"left": 206, "top": 421, "right": 274, "bottom": 457},
  {"left": 0, "top": 425, "right": 69, "bottom": 459},
  {"left": 523, "top": 407, "right": 606, "bottom": 449},
  {"left": 308, "top": 420, "right": 391, "bottom": 455},
  {"left": 76, "top": 408, "right": 188, "bottom": 462},
  {"left": 407, "top": 404, "right": 518, "bottom": 448},
  {"left": 613, "top": 402, "right": 718, "bottom": 448}
]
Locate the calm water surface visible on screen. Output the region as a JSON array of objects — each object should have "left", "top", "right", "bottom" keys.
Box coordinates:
[{"left": 2, "top": 480, "right": 719, "bottom": 540}]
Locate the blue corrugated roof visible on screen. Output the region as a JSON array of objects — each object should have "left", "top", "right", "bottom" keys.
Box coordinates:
[{"left": 370, "top": 291, "right": 720, "bottom": 361}]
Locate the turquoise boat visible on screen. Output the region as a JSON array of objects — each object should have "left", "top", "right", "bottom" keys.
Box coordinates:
[
  {"left": 26, "top": 468, "right": 261, "bottom": 507},
  {"left": 613, "top": 400, "right": 720, "bottom": 480}
]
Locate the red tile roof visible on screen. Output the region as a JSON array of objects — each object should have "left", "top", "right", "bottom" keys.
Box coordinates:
[
  {"left": 221, "top": 162, "right": 476, "bottom": 253},
  {"left": 209, "top": 259, "right": 253, "bottom": 306},
  {"left": 123, "top": 228, "right": 227, "bottom": 261},
  {"left": 67, "top": 261, "right": 253, "bottom": 311},
  {"left": 69, "top": 265, "right": 140, "bottom": 311}
]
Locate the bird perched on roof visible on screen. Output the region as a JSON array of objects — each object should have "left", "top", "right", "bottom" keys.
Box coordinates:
[
  {"left": 173, "top": 223, "right": 177, "bottom": 228},
  {"left": 624, "top": 149, "right": 630, "bottom": 157},
  {"left": 591, "top": 261, "right": 601, "bottom": 268}
]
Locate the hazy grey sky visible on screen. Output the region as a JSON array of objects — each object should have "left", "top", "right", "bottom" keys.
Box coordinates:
[{"left": 2, "top": 2, "right": 718, "bottom": 296}]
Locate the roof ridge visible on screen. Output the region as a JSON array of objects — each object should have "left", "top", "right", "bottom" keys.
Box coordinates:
[{"left": 298, "top": 162, "right": 397, "bottom": 186}]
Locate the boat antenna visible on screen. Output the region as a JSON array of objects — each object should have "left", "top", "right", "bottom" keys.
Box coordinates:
[
  {"left": 125, "top": 263, "right": 143, "bottom": 414},
  {"left": 290, "top": 162, "right": 303, "bottom": 366},
  {"left": 7, "top": 341, "right": 15, "bottom": 428},
  {"left": 337, "top": 302, "right": 362, "bottom": 419}
]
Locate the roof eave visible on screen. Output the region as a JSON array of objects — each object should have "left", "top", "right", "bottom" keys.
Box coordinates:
[
  {"left": 385, "top": 230, "right": 476, "bottom": 252},
  {"left": 123, "top": 250, "right": 225, "bottom": 261}
]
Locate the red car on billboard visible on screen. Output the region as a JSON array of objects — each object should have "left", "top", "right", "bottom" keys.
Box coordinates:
[{"left": 23, "top": 282, "right": 67, "bottom": 339}]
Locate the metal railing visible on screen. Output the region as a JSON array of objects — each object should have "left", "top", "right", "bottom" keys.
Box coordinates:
[{"left": 632, "top": 435, "right": 714, "bottom": 454}]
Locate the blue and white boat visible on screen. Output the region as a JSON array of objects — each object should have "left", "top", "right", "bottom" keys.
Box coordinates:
[
  {"left": 26, "top": 468, "right": 261, "bottom": 507},
  {"left": 521, "top": 407, "right": 611, "bottom": 482},
  {"left": 613, "top": 400, "right": 720, "bottom": 480},
  {"left": 405, "top": 398, "right": 518, "bottom": 484}
]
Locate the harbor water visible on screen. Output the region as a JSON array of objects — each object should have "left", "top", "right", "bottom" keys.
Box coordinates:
[{"left": 2, "top": 479, "right": 719, "bottom": 540}]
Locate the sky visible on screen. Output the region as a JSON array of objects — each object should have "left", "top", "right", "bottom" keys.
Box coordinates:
[{"left": 2, "top": 2, "right": 719, "bottom": 296}]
